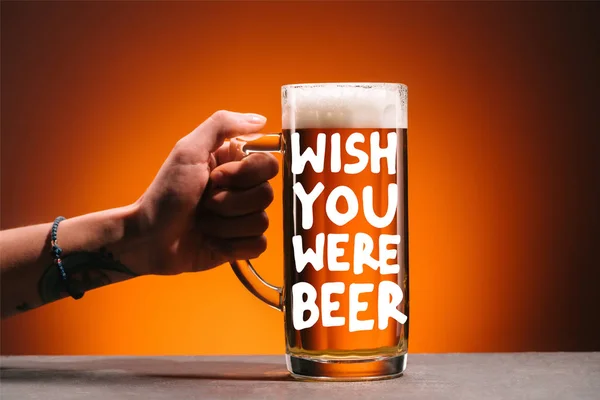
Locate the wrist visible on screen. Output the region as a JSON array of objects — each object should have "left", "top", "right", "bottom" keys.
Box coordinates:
[{"left": 58, "top": 201, "right": 149, "bottom": 277}]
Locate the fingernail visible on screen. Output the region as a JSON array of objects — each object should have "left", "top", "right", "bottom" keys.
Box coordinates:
[{"left": 244, "top": 113, "right": 267, "bottom": 124}]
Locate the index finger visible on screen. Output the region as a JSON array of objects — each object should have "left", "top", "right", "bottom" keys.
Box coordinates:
[
  {"left": 177, "top": 110, "right": 267, "bottom": 165},
  {"left": 210, "top": 152, "right": 279, "bottom": 189}
]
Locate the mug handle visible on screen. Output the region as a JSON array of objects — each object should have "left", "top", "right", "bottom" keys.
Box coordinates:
[{"left": 229, "top": 133, "right": 284, "bottom": 312}]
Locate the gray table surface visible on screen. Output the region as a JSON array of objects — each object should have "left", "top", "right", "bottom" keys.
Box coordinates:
[{"left": 1, "top": 353, "right": 599, "bottom": 399}]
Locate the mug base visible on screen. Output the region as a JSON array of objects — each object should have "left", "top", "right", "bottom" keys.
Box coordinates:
[{"left": 286, "top": 353, "right": 407, "bottom": 382}]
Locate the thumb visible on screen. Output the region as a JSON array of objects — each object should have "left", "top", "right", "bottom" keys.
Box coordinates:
[{"left": 187, "top": 110, "right": 267, "bottom": 157}]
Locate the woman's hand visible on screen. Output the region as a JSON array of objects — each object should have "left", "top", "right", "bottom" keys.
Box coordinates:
[
  {"left": 127, "top": 110, "right": 278, "bottom": 276},
  {"left": 0, "top": 110, "right": 278, "bottom": 318}
]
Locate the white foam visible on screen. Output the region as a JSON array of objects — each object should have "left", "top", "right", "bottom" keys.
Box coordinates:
[{"left": 282, "top": 83, "right": 407, "bottom": 130}]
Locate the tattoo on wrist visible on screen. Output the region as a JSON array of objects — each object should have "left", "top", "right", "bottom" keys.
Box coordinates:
[
  {"left": 37, "top": 247, "right": 138, "bottom": 304},
  {"left": 16, "top": 302, "right": 32, "bottom": 312}
]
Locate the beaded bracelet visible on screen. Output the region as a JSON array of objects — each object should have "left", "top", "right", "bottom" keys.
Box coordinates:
[{"left": 51, "top": 216, "right": 84, "bottom": 300}]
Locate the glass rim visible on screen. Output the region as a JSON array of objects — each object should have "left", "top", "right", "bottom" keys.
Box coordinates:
[{"left": 282, "top": 82, "right": 407, "bottom": 90}]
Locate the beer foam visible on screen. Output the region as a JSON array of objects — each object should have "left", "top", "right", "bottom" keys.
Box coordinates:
[{"left": 282, "top": 83, "right": 407, "bottom": 130}]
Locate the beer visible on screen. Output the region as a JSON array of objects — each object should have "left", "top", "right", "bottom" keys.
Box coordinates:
[
  {"left": 230, "top": 83, "right": 409, "bottom": 380},
  {"left": 282, "top": 127, "right": 408, "bottom": 360}
]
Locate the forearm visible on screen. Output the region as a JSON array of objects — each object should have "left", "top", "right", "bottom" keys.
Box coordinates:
[{"left": 0, "top": 204, "right": 144, "bottom": 318}]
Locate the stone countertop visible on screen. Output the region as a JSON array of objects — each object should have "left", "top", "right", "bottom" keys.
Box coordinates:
[{"left": 1, "top": 353, "right": 599, "bottom": 399}]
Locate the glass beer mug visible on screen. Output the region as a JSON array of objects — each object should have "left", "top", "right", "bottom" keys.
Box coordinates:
[{"left": 230, "top": 83, "right": 409, "bottom": 381}]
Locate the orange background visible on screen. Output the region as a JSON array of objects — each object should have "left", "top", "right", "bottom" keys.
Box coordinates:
[{"left": 1, "top": 1, "right": 599, "bottom": 355}]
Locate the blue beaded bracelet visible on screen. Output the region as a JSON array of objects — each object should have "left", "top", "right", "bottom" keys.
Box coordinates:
[
  {"left": 51, "top": 216, "right": 67, "bottom": 281},
  {"left": 51, "top": 216, "right": 84, "bottom": 299}
]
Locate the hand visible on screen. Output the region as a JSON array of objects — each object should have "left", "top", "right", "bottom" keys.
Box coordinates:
[{"left": 128, "top": 110, "right": 279, "bottom": 276}]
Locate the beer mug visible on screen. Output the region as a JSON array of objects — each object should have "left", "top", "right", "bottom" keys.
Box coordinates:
[{"left": 230, "top": 83, "right": 409, "bottom": 381}]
